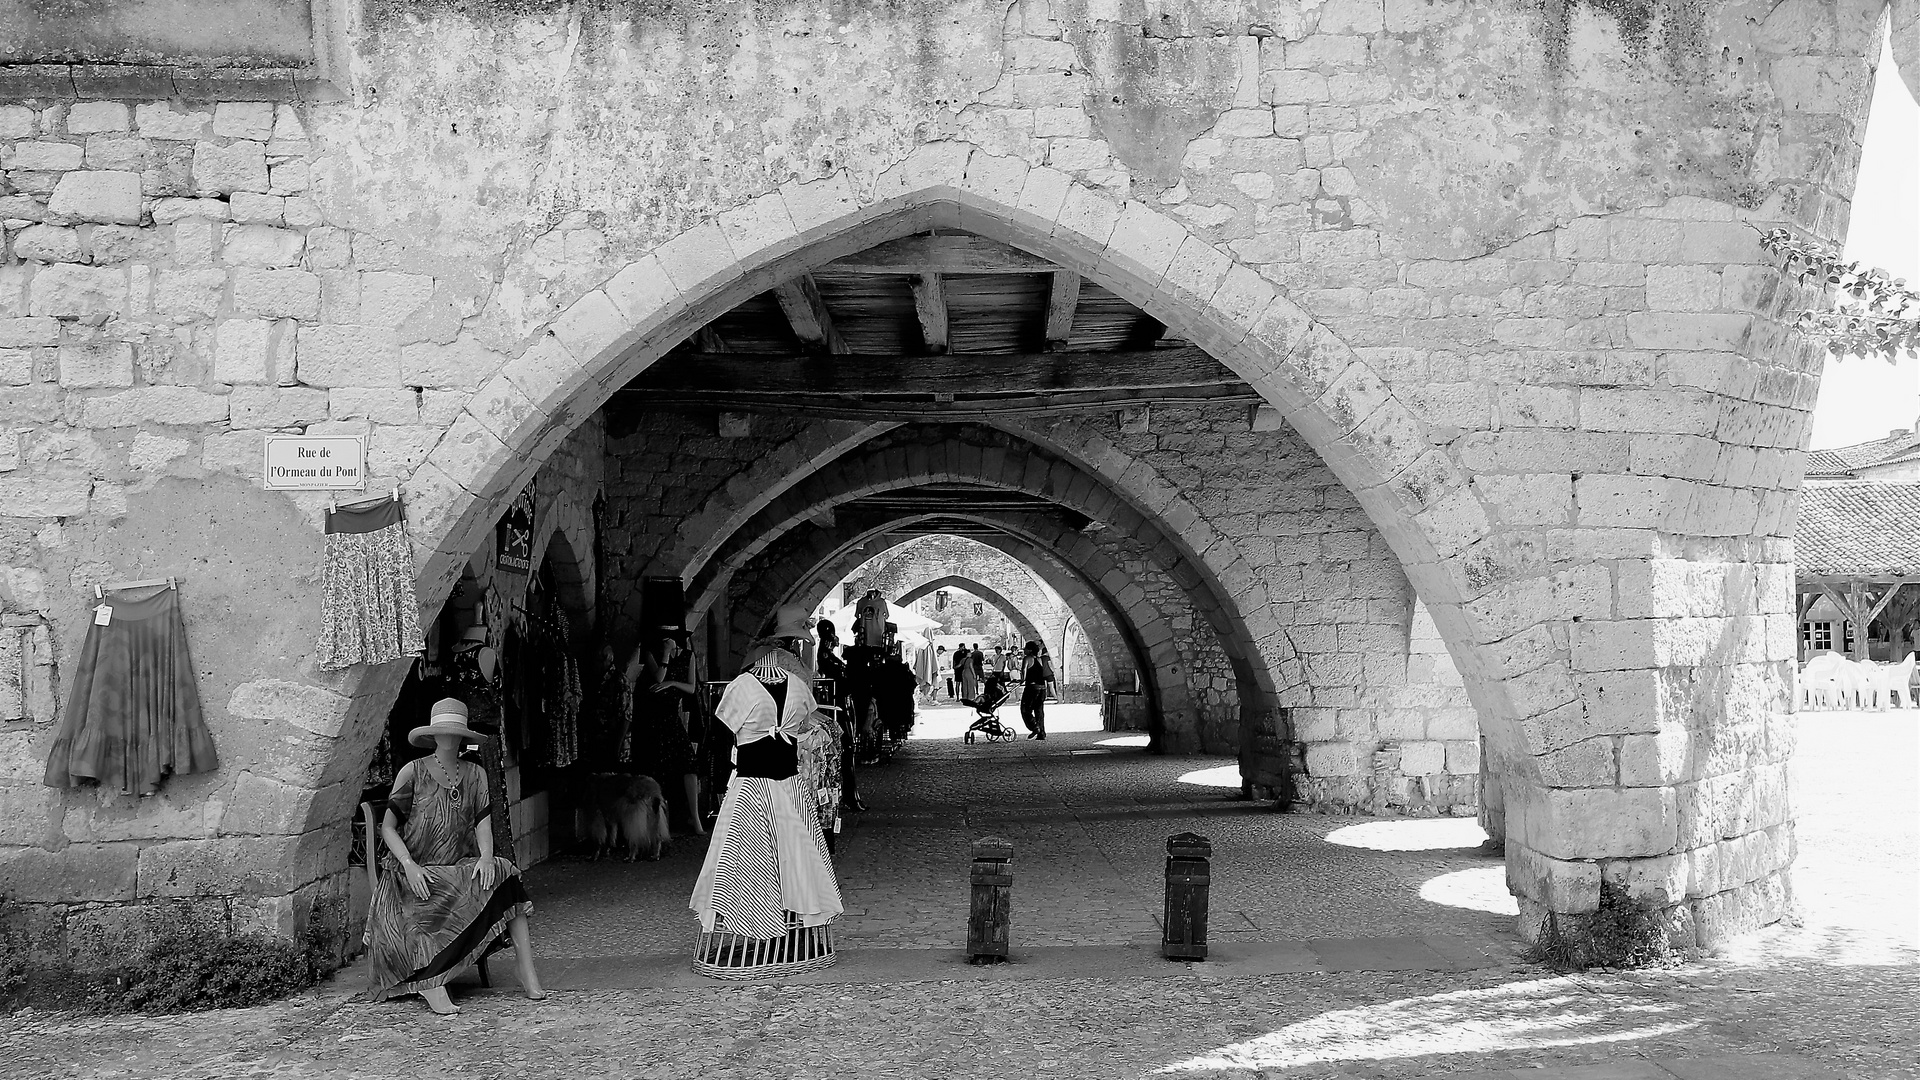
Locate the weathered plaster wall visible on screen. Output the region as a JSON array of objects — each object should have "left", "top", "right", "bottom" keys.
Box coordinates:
[{"left": 0, "top": 0, "right": 1896, "bottom": 959}]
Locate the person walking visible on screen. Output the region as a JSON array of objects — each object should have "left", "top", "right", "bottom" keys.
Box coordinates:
[{"left": 1019, "top": 641, "right": 1053, "bottom": 740}]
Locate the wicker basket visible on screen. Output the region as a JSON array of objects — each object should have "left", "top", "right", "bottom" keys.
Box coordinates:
[{"left": 693, "top": 915, "right": 836, "bottom": 980}]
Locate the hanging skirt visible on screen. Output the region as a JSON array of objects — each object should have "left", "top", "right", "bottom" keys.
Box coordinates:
[
  {"left": 44, "top": 588, "right": 218, "bottom": 796},
  {"left": 318, "top": 496, "right": 425, "bottom": 670}
]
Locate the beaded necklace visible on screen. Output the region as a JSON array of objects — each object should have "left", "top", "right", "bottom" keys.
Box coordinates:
[{"left": 424, "top": 753, "right": 463, "bottom": 805}]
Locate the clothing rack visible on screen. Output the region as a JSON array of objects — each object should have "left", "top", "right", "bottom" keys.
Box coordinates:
[{"left": 95, "top": 576, "right": 178, "bottom": 598}]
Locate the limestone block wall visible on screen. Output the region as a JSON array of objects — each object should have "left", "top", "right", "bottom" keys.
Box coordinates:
[
  {"left": 0, "top": 0, "right": 1895, "bottom": 958},
  {"left": 598, "top": 408, "right": 884, "bottom": 635}
]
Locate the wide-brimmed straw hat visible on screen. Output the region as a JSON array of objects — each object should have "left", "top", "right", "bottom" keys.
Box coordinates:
[
  {"left": 408, "top": 698, "right": 483, "bottom": 748},
  {"left": 769, "top": 604, "right": 815, "bottom": 640}
]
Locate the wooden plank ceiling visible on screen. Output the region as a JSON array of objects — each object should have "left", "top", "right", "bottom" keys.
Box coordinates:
[{"left": 619, "top": 232, "right": 1257, "bottom": 420}]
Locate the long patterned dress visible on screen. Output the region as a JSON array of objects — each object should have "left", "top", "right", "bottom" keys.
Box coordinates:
[{"left": 368, "top": 759, "right": 532, "bottom": 1000}]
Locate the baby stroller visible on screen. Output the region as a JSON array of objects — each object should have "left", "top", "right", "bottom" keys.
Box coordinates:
[{"left": 964, "top": 671, "right": 1018, "bottom": 744}]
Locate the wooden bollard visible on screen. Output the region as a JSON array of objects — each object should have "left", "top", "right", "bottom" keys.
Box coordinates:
[
  {"left": 1162, "top": 832, "right": 1212, "bottom": 961},
  {"left": 967, "top": 835, "right": 1014, "bottom": 964}
]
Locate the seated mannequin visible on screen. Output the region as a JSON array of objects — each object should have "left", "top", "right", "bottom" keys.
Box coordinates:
[{"left": 368, "top": 699, "right": 549, "bottom": 1014}]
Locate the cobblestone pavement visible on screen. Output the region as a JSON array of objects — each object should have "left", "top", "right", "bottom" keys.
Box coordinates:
[
  {"left": 533, "top": 704, "right": 1514, "bottom": 958},
  {"left": 2, "top": 711, "right": 1913, "bottom": 1080}
]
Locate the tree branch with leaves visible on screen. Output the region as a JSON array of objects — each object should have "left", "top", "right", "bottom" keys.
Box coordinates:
[{"left": 1759, "top": 228, "right": 1920, "bottom": 362}]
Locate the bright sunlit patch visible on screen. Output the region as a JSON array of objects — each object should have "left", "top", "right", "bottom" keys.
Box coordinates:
[
  {"left": 1177, "top": 764, "right": 1242, "bottom": 788},
  {"left": 1157, "top": 979, "right": 1700, "bottom": 1073},
  {"left": 1420, "top": 867, "right": 1519, "bottom": 915},
  {"left": 1325, "top": 818, "right": 1489, "bottom": 851},
  {"left": 1098, "top": 734, "right": 1150, "bottom": 747}
]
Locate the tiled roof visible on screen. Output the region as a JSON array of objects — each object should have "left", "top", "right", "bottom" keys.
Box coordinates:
[
  {"left": 1805, "top": 431, "right": 1920, "bottom": 477},
  {"left": 1805, "top": 448, "right": 1855, "bottom": 476},
  {"left": 1796, "top": 482, "right": 1920, "bottom": 577}
]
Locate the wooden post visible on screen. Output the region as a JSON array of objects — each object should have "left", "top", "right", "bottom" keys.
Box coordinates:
[
  {"left": 967, "top": 836, "right": 1013, "bottom": 964},
  {"left": 1162, "top": 832, "right": 1212, "bottom": 961},
  {"left": 1849, "top": 580, "right": 1869, "bottom": 661}
]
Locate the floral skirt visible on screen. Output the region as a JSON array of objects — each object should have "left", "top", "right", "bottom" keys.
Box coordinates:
[{"left": 318, "top": 496, "right": 424, "bottom": 671}]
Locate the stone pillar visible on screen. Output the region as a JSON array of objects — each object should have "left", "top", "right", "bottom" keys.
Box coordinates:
[
  {"left": 1499, "top": 553, "right": 1797, "bottom": 948},
  {"left": 1477, "top": 735, "right": 1506, "bottom": 849}
]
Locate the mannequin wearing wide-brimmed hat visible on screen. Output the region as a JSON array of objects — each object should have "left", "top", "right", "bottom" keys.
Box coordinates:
[{"left": 367, "top": 698, "right": 547, "bottom": 1014}]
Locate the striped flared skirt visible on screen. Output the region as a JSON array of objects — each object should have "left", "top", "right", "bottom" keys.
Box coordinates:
[{"left": 690, "top": 774, "right": 842, "bottom": 939}]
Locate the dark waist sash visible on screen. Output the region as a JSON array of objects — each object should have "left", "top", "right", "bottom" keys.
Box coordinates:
[{"left": 736, "top": 737, "right": 798, "bottom": 780}]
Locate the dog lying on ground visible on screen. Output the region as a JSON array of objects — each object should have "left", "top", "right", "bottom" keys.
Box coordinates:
[{"left": 583, "top": 773, "right": 670, "bottom": 861}]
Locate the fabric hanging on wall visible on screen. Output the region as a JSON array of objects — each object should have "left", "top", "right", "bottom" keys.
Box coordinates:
[
  {"left": 506, "top": 607, "right": 581, "bottom": 769},
  {"left": 318, "top": 495, "right": 426, "bottom": 670},
  {"left": 44, "top": 586, "right": 218, "bottom": 795}
]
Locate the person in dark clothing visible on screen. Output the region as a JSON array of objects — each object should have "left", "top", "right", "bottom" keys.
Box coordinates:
[
  {"left": 877, "top": 647, "right": 919, "bottom": 743},
  {"left": 1019, "top": 640, "right": 1053, "bottom": 740},
  {"left": 951, "top": 644, "right": 972, "bottom": 701},
  {"left": 637, "top": 633, "right": 704, "bottom": 835}
]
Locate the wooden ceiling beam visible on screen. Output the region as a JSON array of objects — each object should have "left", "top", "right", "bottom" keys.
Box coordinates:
[
  {"left": 772, "top": 275, "right": 849, "bottom": 354},
  {"left": 620, "top": 386, "right": 1260, "bottom": 422},
  {"left": 825, "top": 233, "right": 1058, "bottom": 274},
  {"left": 1044, "top": 270, "right": 1080, "bottom": 348},
  {"left": 628, "top": 345, "right": 1232, "bottom": 395},
  {"left": 912, "top": 273, "right": 949, "bottom": 354}
]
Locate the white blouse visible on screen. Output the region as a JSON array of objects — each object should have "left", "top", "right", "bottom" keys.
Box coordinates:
[{"left": 714, "top": 670, "right": 818, "bottom": 746}]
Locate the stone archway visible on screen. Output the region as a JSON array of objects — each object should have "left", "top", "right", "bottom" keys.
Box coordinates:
[
  {"left": 350, "top": 148, "right": 1806, "bottom": 943},
  {"left": 351, "top": 165, "right": 1526, "bottom": 930},
  {"left": 689, "top": 426, "right": 1268, "bottom": 755},
  {"left": 727, "top": 510, "right": 1168, "bottom": 742},
  {"left": 897, "top": 576, "right": 1050, "bottom": 650}
]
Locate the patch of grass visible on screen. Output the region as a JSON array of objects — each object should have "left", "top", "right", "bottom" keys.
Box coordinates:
[
  {"left": 0, "top": 898, "right": 27, "bottom": 1012},
  {"left": 1525, "top": 879, "right": 1681, "bottom": 972}
]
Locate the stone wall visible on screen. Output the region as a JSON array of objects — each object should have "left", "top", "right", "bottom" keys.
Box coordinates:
[{"left": 0, "top": 0, "right": 1896, "bottom": 955}]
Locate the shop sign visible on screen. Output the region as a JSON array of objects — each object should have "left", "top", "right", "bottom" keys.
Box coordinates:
[
  {"left": 262, "top": 435, "right": 367, "bottom": 490},
  {"left": 496, "top": 487, "right": 536, "bottom": 577}
]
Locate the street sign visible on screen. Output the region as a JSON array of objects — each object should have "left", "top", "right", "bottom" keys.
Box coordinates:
[{"left": 262, "top": 435, "right": 367, "bottom": 491}]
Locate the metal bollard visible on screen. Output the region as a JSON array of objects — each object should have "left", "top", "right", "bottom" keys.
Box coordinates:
[
  {"left": 967, "top": 835, "right": 1014, "bottom": 964},
  {"left": 1162, "top": 832, "right": 1212, "bottom": 961}
]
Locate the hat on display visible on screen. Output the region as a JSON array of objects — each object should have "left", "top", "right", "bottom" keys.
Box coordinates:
[
  {"left": 453, "top": 625, "right": 488, "bottom": 653},
  {"left": 770, "top": 604, "right": 815, "bottom": 640},
  {"left": 408, "top": 698, "right": 483, "bottom": 748}
]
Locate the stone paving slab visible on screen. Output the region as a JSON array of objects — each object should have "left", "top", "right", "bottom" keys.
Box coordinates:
[
  {"left": 1420, "top": 1054, "right": 1842, "bottom": 1080},
  {"left": 527, "top": 708, "right": 1515, "bottom": 958},
  {"left": 499, "top": 934, "right": 1517, "bottom": 991}
]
